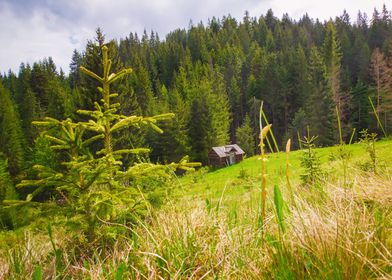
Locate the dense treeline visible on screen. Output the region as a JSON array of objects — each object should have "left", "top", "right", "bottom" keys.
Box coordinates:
[{"left": 1, "top": 6, "right": 392, "bottom": 189}]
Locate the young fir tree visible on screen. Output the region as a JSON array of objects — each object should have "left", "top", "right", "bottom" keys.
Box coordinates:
[{"left": 17, "top": 45, "right": 200, "bottom": 243}]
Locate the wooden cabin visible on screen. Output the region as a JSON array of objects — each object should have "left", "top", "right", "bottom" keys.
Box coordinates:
[{"left": 208, "top": 144, "right": 245, "bottom": 168}]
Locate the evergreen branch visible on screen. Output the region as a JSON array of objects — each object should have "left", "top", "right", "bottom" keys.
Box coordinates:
[
  {"left": 112, "top": 148, "right": 150, "bottom": 155},
  {"left": 151, "top": 113, "right": 175, "bottom": 121},
  {"left": 102, "top": 45, "right": 110, "bottom": 79},
  {"left": 170, "top": 155, "right": 201, "bottom": 171},
  {"left": 1, "top": 200, "right": 32, "bottom": 206},
  {"left": 77, "top": 109, "right": 103, "bottom": 118},
  {"left": 106, "top": 59, "right": 113, "bottom": 79},
  {"left": 83, "top": 134, "right": 104, "bottom": 147},
  {"left": 61, "top": 124, "right": 73, "bottom": 141},
  {"left": 94, "top": 102, "right": 102, "bottom": 111},
  {"left": 110, "top": 116, "right": 143, "bottom": 133},
  {"left": 50, "top": 144, "right": 71, "bottom": 150},
  {"left": 79, "top": 121, "right": 105, "bottom": 133},
  {"left": 124, "top": 163, "right": 166, "bottom": 178},
  {"left": 108, "top": 68, "right": 133, "bottom": 84},
  {"left": 17, "top": 179, "right": 48, "bottom": 188},
  {"left": 148, "top": 122, "right": 164, "bottom": 134},
  {"left": 32, "top": 117, "right": 61, "bottom": 126},
  {"left": 79, "top": 66, "right": 103, "bottom": 83},
  {"left": 103, "top": 108, "right": 118, "bottom": 115},
  {"left": 44, "top": 135, "right": 68, "bottom": 145}
]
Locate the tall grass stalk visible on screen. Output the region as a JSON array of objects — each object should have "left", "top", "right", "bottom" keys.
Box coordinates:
[
  {"left": 259, "top": 101, "right": 271, "bottom": 232},
  {"left": 336, "top": 106, "right": 343, "bottom": 145},
  {"left": 265, "top": 132, "right": 274, "bottom": 154},
  {"left": 297, "top": 130, "right": 303, "bottom": 150},
  {"left": 368, "top": 96, "right": 387, "bottom": 137},
  {"left": 336, "top": 105, "right": 349, "bottom": 188},
  {"left": 285, "top": 139, "right": 294, "bottom": 204},
  {"left": 349, "top": 128, "right": 356, "bottom": 145},
  {"left": 262, "top": 110, "right": 280, "bottom": 153},
  {"left": 273, "top": 185, "right": 285, "bottom": 234}
]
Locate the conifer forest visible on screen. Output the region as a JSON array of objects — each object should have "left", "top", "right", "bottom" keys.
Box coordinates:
[{"left": 1, "top": 5, "right": 392, "bottom": 279}]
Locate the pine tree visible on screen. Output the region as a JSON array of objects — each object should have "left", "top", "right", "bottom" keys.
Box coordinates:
[
  {"left": 236, "top": 115, "right": 255, "bottom": 156},
  {"left": 323, "top": 21, "right": 349, "bottom": 128},
  {"left": 350, "top": 80, "right": 371, "bottom": 133},
  {"left": 323, "top": 21, "right": 342, "bottom": 103},
  {"left": 16, "top": 64, "right": 39, "bottom": 143},
  {"left": 369, "top": 48, "right": 390, "bottom": 131},
  {"left": 69, "top": 49, "right": 83, "bottom": 89},
  {"left": 0, "top": 153, "right": 18, "bottom": 201},
  {"left": 0, "top": 81, "right": 26, "bottom": 175},
  {"left": 306, "top": 47, "right": 336, "bottom": 146},
  {"left": 188, "top": 87, "right": 214, "bottom": 163}
]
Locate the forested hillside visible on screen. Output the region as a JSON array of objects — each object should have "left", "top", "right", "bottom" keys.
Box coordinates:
[
  {"left": 1, "top": 5, "right": 392, "bottom": 278},
  {"left": 1, "top": 6, "right": 392, "bottom": 194}
]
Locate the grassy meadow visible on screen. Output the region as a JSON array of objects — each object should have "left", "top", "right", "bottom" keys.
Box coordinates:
[{"left": 1, "top": 139, "right": 392, "bottom": 279}]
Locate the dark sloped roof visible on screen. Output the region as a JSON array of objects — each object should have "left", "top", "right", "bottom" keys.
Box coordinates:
[{"left": 210, "top": 144, "right": 245, "bottom": 158}]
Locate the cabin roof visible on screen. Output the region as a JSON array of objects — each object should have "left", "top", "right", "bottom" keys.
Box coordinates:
[{"left": 210, "top": 144, "right": 245, "bottom": 158}]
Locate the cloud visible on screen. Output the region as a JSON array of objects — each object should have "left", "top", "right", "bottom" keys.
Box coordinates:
[
  {"left": 0, "top": 1, "right": 92, "bottom": 74},
  {"left": 0, "top": 0, "right": 387, "bottom": 75}
]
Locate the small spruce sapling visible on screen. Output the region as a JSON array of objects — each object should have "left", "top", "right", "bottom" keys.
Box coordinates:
[
  {"left": 300, "top": 127, "right": 322, "bottom": 186},
  {"left": 359, "top": 129, "right": 377, "bottom": 173}
]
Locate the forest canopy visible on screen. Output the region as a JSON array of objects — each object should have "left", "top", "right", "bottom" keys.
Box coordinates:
[{"left": 0, "top": 5, "right": 392, "bottom": 203}]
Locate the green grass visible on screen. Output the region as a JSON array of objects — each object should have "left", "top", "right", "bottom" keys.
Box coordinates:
[
  {"left": 176, "top": 139, "right": 392, "bottom": 201},
  {"left": 1, "top": 139, "right": 392, "bottom": 279}
]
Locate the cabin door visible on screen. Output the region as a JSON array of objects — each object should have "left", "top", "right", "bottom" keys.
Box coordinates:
[{"left": 229, "top": 152, "right": 235, "bottom": 165}]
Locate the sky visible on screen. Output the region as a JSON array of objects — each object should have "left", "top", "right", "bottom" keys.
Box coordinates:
[{"left": 0, "top": 0, "right": 388, "bottom": 75}]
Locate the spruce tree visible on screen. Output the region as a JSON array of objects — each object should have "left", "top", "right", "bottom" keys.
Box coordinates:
[
  {"left": 0, "top": 81, "right": 26, "bottom": 176},
  {"left": 370, "top": 47, "right": 390, "bottom": 131},
  {"left": 323, "top": 20, "right": 350, "bottom": 138},
  {"left": 17, "top": 45, "right": 199, "bottom": 242},
  {"left": 306, "top": 47, "right": 336, "bottom": 146},
  {"left": 236, "top": 115, "right": 255, "bottom": 156},
  {"left": 350, "top": 80, "right": 371, "bottom": 133},
  {"left": 188, "top": 88, "right": 214, "bottom": 163},
  {"left": 0, "top": 153, "right": 18, "bottom": 201},
  {"left": 323, "top": 21, "right": 343, "bottom": 107}
]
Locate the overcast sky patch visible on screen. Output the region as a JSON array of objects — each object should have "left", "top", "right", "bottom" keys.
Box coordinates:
[{"left": 0, "top": 0, "right": 387, "bottom": 74}]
